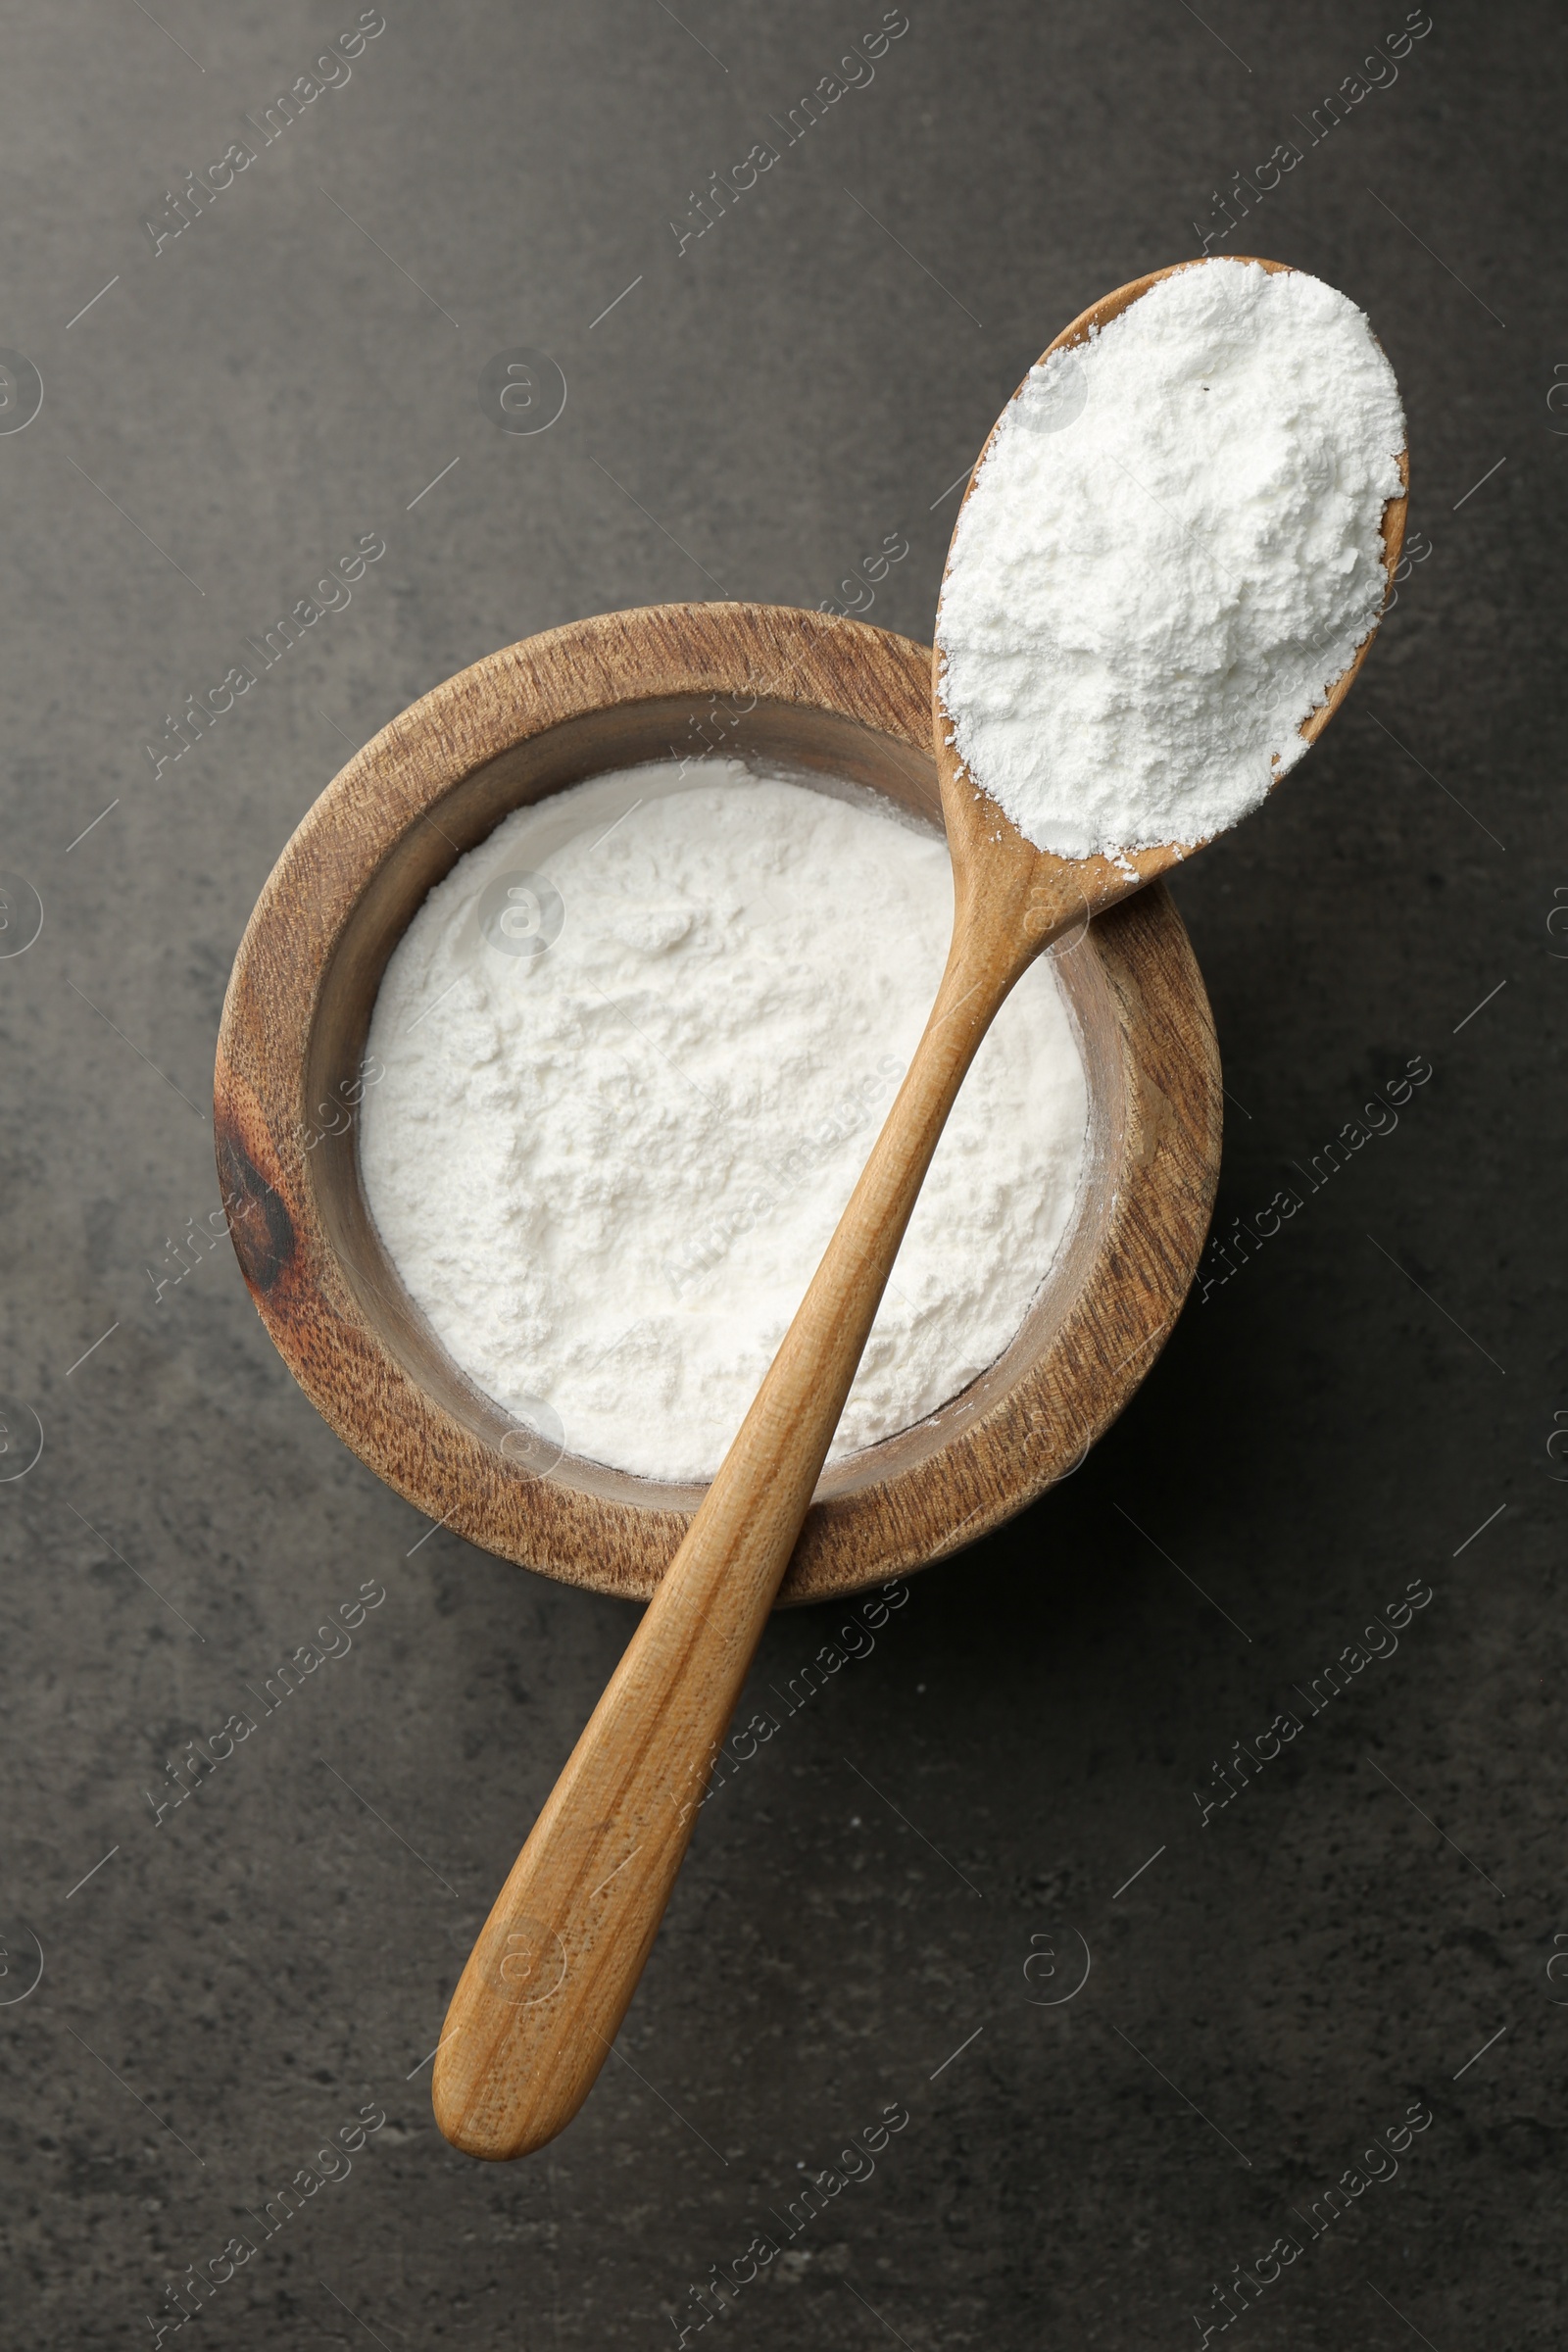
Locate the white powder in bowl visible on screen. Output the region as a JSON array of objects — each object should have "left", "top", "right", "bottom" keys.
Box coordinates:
[
  {"left": 359, "top": 761, "right": 1089, "bottom": 1483},
  {"left": 935, "top": 259, "right": 1406, "bottom": 858}
]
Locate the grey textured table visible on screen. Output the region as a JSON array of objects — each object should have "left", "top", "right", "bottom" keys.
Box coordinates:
[{"left": 2, "top": 5, "right": 1561, "bottom": 2346}]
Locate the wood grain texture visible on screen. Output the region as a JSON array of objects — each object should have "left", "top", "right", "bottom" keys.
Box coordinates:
[{"left": 214, "top": 603, "right": 1223, "bottom": 1612}]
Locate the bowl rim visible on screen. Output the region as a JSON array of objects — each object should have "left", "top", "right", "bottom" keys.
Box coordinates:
[{"left": 214, "top": 602, "right": 1222, "bottom": 1604}]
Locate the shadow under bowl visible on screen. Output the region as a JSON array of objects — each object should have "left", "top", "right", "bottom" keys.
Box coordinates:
[{"left": 214, "top": 603, "right": 1222, "bottom": 1605}]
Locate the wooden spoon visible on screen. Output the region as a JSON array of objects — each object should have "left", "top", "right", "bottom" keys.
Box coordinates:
[{"left": 431, "top": 257, "right": 1407, "bottom": 2160}]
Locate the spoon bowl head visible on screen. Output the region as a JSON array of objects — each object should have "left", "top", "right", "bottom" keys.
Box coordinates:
[{"left": 933, "top": 257, "right": 1409, "bottom": 948}]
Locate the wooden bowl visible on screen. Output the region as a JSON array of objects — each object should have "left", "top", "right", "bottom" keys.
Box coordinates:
[{"left": 214, "top": 604, "right": 1222, "bottom": 1605}]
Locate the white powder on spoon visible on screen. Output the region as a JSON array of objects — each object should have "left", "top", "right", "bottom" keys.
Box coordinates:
[
  {"left": 360, "top": 762, "right": 1089, "bottom": 1484},
  {"left": 936, "top": 259, "right": 1406, "bottom": 858}
]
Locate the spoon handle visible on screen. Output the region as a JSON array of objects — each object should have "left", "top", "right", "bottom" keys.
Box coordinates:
[{"left": 432, "top": 910, "right": 1027, "bottom": 2159}]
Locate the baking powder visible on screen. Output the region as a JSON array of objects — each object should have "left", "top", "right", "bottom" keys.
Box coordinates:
[
  {"left": 360, "top": 761, "right": 1089, "bottom": 1483},
  {"left": 935, "top": 259, "right": 1405, "bottom": 858}
]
